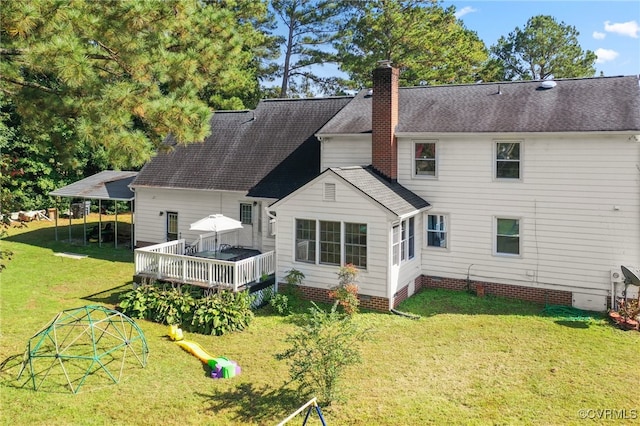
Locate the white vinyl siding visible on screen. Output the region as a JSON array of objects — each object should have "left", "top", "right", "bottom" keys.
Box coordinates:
[
  {"left": 395, "top": 134, "right": 640, "bottom": 295},
  {"left": 274, "top": 175, "right": 389, "bottom": 298},
  {"left": 320, "top": 137, "right": 371, "bottom": 170},
  {"left": 133, "top": 188, "right": 276, "bottom": 252}
]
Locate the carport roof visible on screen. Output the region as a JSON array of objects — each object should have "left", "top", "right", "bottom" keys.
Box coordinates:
[{"left": 49, "top": 171, "right": 138, "bottom": 201}]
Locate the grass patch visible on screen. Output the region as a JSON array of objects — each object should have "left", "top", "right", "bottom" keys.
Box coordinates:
[{"left": 1, "top": 217, "right": 638, "bottom": 425}]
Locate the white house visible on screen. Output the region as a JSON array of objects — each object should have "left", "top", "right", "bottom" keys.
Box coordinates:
[{"left": 131, "top": 64, "right": 640, "bottom": 311}]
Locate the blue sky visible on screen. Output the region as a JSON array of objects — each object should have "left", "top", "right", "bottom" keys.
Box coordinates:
[{"left": 445, "top": 0, "right": 640, "bottom": 77}]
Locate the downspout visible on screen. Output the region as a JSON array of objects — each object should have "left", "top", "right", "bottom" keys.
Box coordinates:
[{"left": 387, "top": 220, "right": 395, "bottom": 310}]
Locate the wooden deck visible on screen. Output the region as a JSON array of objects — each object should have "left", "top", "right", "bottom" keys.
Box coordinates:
[{"left": 134, "top": 239, "right": 275, "bottom": 292}]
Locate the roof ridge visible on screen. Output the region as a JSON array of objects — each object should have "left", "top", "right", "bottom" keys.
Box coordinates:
[{"left": 261, "top": 96, "right": 354, "bottom": 103}]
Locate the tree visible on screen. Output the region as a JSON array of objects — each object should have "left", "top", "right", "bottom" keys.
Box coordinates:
[
  {"left": 336, "top": 0, "right": 488, "bottom": 88},
  {"left": 0, "top": 0, "right": 274, "bottom": 169},
  {"left": 270, "top": 0, "right": 351, "bottom": 97},
  {"left": 0, "top": 94, "right": 111, "bottom": 213},
  {"left": 490, "top": 15, "right": 596, "bottom": 81}
]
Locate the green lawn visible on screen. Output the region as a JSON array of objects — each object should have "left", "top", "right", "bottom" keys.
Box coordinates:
[{"left": 1, "top": 217, "right": 638, "bottom": 425}]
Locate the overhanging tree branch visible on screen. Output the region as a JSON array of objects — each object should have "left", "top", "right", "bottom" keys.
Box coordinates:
[{"left": 0, "top": 75, "right": 58, "bottom": 94}]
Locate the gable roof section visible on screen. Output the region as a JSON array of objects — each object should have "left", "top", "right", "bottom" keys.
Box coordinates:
[
  {"left": 49, "top": 170, "right": 138, "bottom": 201},
  {"left": 330, "top": 166, "right": 430, "bottom": 217},
  {"left": 319, "top": 75, "right": 640, "bottom": 135},
  {"left": 131, "top": 97, "right": 352, "bottom": 199}
]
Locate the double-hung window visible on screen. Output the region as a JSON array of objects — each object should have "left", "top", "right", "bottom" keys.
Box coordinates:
[
  {"left": 393, "top": 217, "right": 415, "bottom": 265},
  {"left": 320, "top": 221, "right": 341, "bottom": 265},
  {"left": 345, "top": 223, "right": 367, "bottom": 268},
  {"left": 295, "top": 219, "right": 316, "bottom": 262},
  {"left": 414, "top": 141, "right": 437, "bottom": 177},
  {"left": 427, "top": 214, "right": 447, "bottom": 248},
  {"left": 495, "top": 217, "right": 520, "bottom": 256},
  {"left": 496, "top": 141, "right": 521, "bottom": 179}
]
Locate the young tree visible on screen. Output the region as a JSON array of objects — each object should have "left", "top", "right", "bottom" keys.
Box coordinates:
[
  {"left": 0, "top": 0, "right": 273, "bottom": 169},
  {"left": 270, "top": 0, "right": 351, "bottom": 97},
  {"left": 336, "top": 0, "right": 488, "bottom": 88},
  {"left": 275, "top": 303, "right": 370, "bottom": 405},
  {"left": 490, "top": 15, "right": 596, "bottom": 81}
]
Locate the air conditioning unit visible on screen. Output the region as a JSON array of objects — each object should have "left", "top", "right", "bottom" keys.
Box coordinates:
[{"left": 610, "top": 269, "right": 624, "bottom": 283}]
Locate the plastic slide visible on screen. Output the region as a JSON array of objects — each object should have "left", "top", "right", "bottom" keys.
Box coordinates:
[
  {"left": 172, "top": 327, "right": 241, "bottom": 378},
  {"left": 176, "top": 340, "right": 213, "bottom": 364}
]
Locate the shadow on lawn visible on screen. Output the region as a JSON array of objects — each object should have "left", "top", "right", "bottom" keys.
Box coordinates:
[
  {"left": 4, "top": 221, "right": 135, "bottom": 263},
  {"left": 82, "top": 283, "right": 133, "bottom": 306},
  {"left": 199, "top": 383, "right": 304, "bottom": 424},
  {"left": 397, "top": 288, "right": 546, "bottom": 318},
  {"left": 397, "top": 289, "right": 608, "bottom": 329}
]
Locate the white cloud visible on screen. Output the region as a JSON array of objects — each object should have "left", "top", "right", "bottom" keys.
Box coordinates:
[
  {"left": 455, "top": 6, "right": 476, "bottom": 19},
  {"left": 595, "top": 48, "right": 619, "bottom": 63},
  {"left": 592, "top": 31, "right": 606, "bottom": 40},
  {"left": 604, "top": 20, "right": 639, "bottom": 38}
]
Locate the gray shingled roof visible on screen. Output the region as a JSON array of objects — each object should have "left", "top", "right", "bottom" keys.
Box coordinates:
[
  {"left": 330, "top": 166, "right": 430, "bottom": 217},
  {"left": 131, "top": 97, "right": 352, "bottom": 199},
  {"left": 49, "top": 171, "right": 138, "bottom": 201},
  {"left": 319, "top": 75, "right": 640, "bottom": 135}
]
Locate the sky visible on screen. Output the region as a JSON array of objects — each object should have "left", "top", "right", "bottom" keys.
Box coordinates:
[{"left": 445, "top": 0, "right": 640, "bottom": 77}]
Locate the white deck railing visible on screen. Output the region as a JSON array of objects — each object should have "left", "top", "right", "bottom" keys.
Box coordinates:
[{"left": 134, "top": 239, "right": 275, "bottom": 291}]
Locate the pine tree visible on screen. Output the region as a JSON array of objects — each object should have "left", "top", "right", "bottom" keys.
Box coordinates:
[
  {"left": 1, "top": 0, "right": 275, "bottom": 168},
  {"left": 490, "top": 15, "right": 597, "bottom": 80},
  {"left": 336, "top": 0, "right": 488, "bottom": 88}
]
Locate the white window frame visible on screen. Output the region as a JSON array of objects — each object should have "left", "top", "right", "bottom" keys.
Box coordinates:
[
  {"left": 426, "top": 213, "right": 448, "bottom": 249},
  {"left": 393, "top": 217, "right": 415, "bottom": 265},
  {"left": 344, "top": 222, "right": 367, "bottom": 269},
  {"left": 166, "top": 211, "right": 178, "bottom": 241},
  {"left": 494, "top": 140, "right": 523, "bottom": 181},
  {"left": 413, "top": 140, "right": 438, "bottom": 178},
  {"left": 494, "top": 216, "right": 522, "bottom": 257},
  {"left": 319, "top": 220, "right": 341, "bottom": 266},
  {"left": 295, "top": 218, "right": 316, "bottom": 263},
  {"left": 294, "top": 219, "right": 368, "bottom": 269},
  {"left": 240, "top": 203, "right": 253, "bottom": 225}
]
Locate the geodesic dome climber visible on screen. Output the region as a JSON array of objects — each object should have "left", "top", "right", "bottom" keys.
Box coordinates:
[{"left": 18, "top": 305, "right": 148, "bottom": 394}]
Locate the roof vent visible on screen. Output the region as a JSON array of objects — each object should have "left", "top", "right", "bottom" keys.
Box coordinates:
[{"left": 540, "top": 80, "right": 557, "bottom": 89}]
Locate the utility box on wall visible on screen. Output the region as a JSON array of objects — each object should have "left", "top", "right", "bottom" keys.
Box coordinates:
[{"left": 572, "top": 293, "right": 607, "bottom": 312}]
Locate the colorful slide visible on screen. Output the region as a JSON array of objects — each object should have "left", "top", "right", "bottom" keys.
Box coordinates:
[
  {"left": 171, "top": 328, "right": 240, "bottom": 379},
  {"left": 176, "top": 340, "right": 212, "bottom": 364}
]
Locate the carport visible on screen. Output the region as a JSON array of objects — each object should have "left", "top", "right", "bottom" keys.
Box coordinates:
[{"left": 49, "top": 171, "right": 137, "bottom": 249}]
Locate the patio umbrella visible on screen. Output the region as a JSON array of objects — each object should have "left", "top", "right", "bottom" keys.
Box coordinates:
[{"left": 189, "top": 214, "right": 243, "bottom": 251}]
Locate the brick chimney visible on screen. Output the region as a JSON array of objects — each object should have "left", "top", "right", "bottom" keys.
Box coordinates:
[{"left": 372, "top": 60, "right": 399, "bottom": 182}]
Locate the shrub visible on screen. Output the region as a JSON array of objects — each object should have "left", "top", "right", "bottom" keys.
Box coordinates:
[
  {"left": 118, "top": 284, "right": 254, "bottom": 335},
  {"left": 151, "top": 286, "right": 196, "bottom": 326},
  {"left": 118, "top": 284, "right": 160, "bottom": 319},
  {"left": 329, "top": 264, "right": 360, "bottom": 315},
  {"left": 187, "top": 290, "right": 254, "bottom": 336},
  {"left": 269, "top": 293, "right": 291, "bottom": 316}
]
